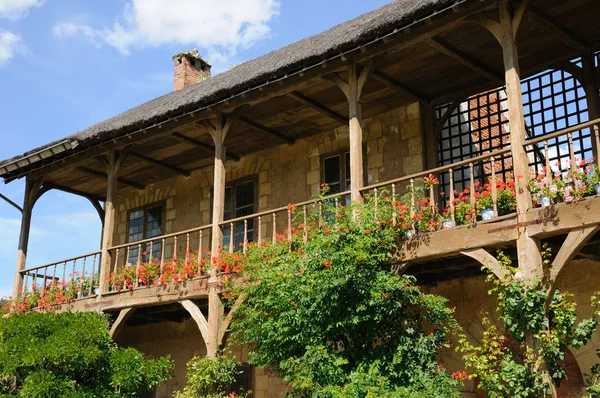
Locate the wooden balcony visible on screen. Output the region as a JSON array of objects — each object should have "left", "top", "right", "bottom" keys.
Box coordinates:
[{"left": 13, "top": 118, "right": 600, "bottom": 314}]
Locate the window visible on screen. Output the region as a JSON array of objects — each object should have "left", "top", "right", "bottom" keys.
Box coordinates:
[
  {"left": 322, "top": 151, "right": 351, "bottom": 199},
  {"left": 127, "top": 204, "right": 163, "bottom": 264},
  {"left": 222, "top": 179, "right": 256, "bottom": 251}
]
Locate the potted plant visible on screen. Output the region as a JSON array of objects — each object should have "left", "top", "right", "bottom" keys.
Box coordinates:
[
  {"left": 585, "top": 159, "right": 600, "bottom": 196},
  {"left": 528, "top": 167, "right": 562, "bottom": 207},
  {"left": 475, "top": 183, "right": 495, "bottom": 220}
]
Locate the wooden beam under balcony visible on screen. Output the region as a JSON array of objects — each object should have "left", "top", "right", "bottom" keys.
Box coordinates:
[
  {"left": 286, "top": 91, "right": 348, "bottom": 124},
  {"left": 396, "top": 215, "right": 519, "bottom": 263},
  {"left": 172, "top": 132, "right": 241, "bottom": 162},
  {"left": 528, "top": 7, "right": 589, "bottom": 53},
  {"left": 427, "top": 37, "right": 504, "bottom": 85},
  {"left": 371, "top": 71, "right": 429, "bottom": 104},
  {"left": 238, "top": 116, "right": 295, "bottom": 145},
  {"left": 77, "top": 166, "right": 145, "bottom": 190},
  {"left": 129, "top": 151, "right": 191, "bottom": 176}
]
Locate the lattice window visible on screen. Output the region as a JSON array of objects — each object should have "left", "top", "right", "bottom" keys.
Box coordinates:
[
  {"left": 437, "top": 87, "right": 512, "bottom": 197},
  {"left": 437, "top": 57, "right": 591, "bottom": 196},
  {"left": 522, "top": 65, "right": 591, "bottom": 173},
  {"left": 127, "top": 204, "right": 163, "bottom": 264}
]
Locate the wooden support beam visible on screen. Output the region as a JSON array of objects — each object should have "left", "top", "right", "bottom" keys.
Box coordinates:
[
  {"left": 77, "top": 166, "right": 144, "bottom": 190},
  {"left": 98, "top": 149, "right": 127, "bottom": 295},
  {"left": 461, "top": 248, "right": 508, "bottom": 280},
  {"left": 12, "top": 176, "right": 43, "bottom": 299},
  {"left": 499, "top": 0, "right": 541, "bottom": 280},
  {"left": 172, "top": 132, "right": 241, "bottom": 162},
  {"left": 528, "top": 7, "right": 589, "bottom": 53},
  {"left": 512, "top": 0, "right": 531, "bottom": 35},
  {"left": 238, "top": 116, "right": 295, "bottom": 145},
  {"left": 217, "top": 293, "right": 246, "bottom": 345},
  {"left": 0, "top": 192, "right": 23, "bottom": 213},
  {"left": 38, "top": 181, "right": 105, "bottom": 203},
  {"left": 109, "top": 307, "right": 135, "bottom": 339},
  {"left": 180, "top": 300, "right": 210, "bottom": 351},
  {"left": 427, "top": 37, "right": 504, "bottom": 84},
  {"left": 286, "top": 91, "right": 348, "bottom": 124},
  {"left": 88, "top": 198, "right": 105, "bottom": 225},
  {"left": 371, "top": 71, "right": 429, "bottom": 104},
  {"left": 435, "top": 101, "right": 459, "bottom": 133},
  {"left": 129, "top": 151, "right": 191, "bottom": 176},
  {"left": 549, "top": 225, "right": 600, "bottom": 287}
]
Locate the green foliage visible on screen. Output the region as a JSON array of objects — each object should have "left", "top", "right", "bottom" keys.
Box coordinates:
[
  {"left": 228, "top": 194, "right": 464, "bottom": 397},
  {"left": 0, "top": 311, "right": 173, "bottom": 397},
  {"left": 174, "top": 353, "right": 250, "bottom": 398},
  {"left": 459, "top": 248, "right": 600, "bottom": 397}
]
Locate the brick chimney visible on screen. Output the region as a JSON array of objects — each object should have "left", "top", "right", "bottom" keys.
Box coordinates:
[{"left": 173, "top": 49, "right": 211, "bottom": 91}]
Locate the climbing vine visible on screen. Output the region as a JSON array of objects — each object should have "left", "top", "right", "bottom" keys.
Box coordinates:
[{"left": 459, "top": 248, "right": 600, "bottom": 397}]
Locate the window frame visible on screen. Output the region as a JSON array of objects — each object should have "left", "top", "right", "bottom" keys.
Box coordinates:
[
  {"left": 319, "top": 148, "right": 368, "bottom": 192},
  {"left": 126, "top": 201, "right": 166, "bottom": 244}
]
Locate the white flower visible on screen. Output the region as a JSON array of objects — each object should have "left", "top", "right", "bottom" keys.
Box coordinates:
[{"left": 514, "top": 271, "right": 523, "bottom": 281}]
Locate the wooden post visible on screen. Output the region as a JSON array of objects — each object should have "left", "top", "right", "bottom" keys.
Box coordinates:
[
  {"left": 348, "top": 61, "right": 364, "bottom": 203},
  {"left": 12, "top": 177, "right": 42, "bottom": 299},
  {"left": 423, "top": 104, "right": 440, "bottom": 201},
  {"left": 207, "top": 288, "right": 223, "bottom": 358},
  {"left": 98, "top": 149, "right": 127, "bottom": 296},
  {"left": 582, "top": 51, "right": 600, "bottom": 157},
  {"left": 330, "top": 60, "right": 372, "bottom": 204},
  {"left": 499, "top": 0, "right": 542, "bottom": 280},
  {"left": 204, "top": 109, "right": 240, "bottom": 358}
]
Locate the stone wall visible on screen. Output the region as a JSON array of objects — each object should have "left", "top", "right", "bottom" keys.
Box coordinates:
[{"left": 431, "top": 258, "right": 600, "bottom": 396}]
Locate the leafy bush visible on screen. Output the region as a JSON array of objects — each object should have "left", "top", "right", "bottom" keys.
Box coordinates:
[
  {"left": 227, "top": 196, "right": 465, "bottom": 397},
  {"left": 0, "top": 311, "right": 173, "bottom": 397},
  {"left": 175, "top": 353, "right": 250, "bottom": 398}
]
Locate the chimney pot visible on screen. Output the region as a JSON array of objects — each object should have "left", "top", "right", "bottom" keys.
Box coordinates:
[{"left": 173, "top": 49, "right": 211, "bottom": 91}]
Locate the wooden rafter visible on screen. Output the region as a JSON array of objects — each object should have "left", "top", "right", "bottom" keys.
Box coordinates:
[
  {"left": 286, "top": 91, "right": 348, "bottom": 124},
  {"left": 77, "top": 166, "right": 145, "bottom": 190},
  {"left": 427, "top": 37, "right": 504, "bottom": 85},
  {"left": 528, "top": 7, "right": 588, "bottom": 53},
  {"left": 238, "top": 116, "right": 294, "bottom": 145},
  {"left": 172, "top": 132, "right": 241, "bottom": 162},
  {"left": 371, "top": 71, "right": 429, "bottom": 104},
  {"left": 129, "top": 151, "right": 191, "bottom": 176}
]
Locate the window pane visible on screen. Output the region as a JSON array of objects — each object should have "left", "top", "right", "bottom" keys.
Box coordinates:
[
  {"left": 236, "top": 181, "right": 255, "bottom": 213},
  {"left": 324, "top": 155, "right": 341, "bottom": 194},
  {"left": 224, "top": 187, "right": 232, "bottom": 220}
]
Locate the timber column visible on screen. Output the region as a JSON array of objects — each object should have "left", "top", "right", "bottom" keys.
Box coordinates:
[
  {"left": 98, "top": 149, "right": 127, "bottom": 296},
  {"left": 582, "top": 51, "right": 600, "bottom": 155},
  {"left": 330, "top": 60, "right": 372, "bottom": 203},
  {"left": 498, "top": 0, "right": 542, "bottom": 279},
  {"left": 12, "top": 177, "right": 43, "bottom": 299},
  {"left": 205, "top": 109, "right": 240, "bottom": 358}
]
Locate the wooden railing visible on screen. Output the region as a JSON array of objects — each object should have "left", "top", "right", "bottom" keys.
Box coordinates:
[
  {"left": 360, "top": 147, "right": 513, "bottom": 228},
  {"left": 19, "top": 251, "right": 101, "bottom": 299},
  {"left": 218, "top": 190, "right": 351, "bottom": 253},
  {"left": 523, "top": 118, "right": 600, "bottom": 172},
  {"left": 105, "top": 224, "right": 212, "bottom": 290}
]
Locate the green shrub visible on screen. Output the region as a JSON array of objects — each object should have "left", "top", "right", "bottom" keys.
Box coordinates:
[
  {"left": 175, "top": 353, "right": 250, "bottom": 398},
  {"left": 227, "top": 196, "right": 464, "bottom": 397},
  {"left": 0, "top": 311, "right": 173, "bottom": 397}
]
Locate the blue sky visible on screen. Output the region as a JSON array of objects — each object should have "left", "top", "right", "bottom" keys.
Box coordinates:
[{"left": 0, "top": 0, "right": 391, "bottom": 297}]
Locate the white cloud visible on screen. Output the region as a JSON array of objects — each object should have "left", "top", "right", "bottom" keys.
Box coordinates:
[
  {"left": 0, "top": 0, "right": 44, "bottom": 20},
  {"left": 0, "top": 30, "right": 20, "bottom": 65},
  {"left": 53, "top": 0, "right": 279, "bottom": 68}
]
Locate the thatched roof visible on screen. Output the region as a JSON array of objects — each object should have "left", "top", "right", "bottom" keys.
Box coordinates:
[{"left": 0, "top": 0, "right": 453, "bottom": 173}]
